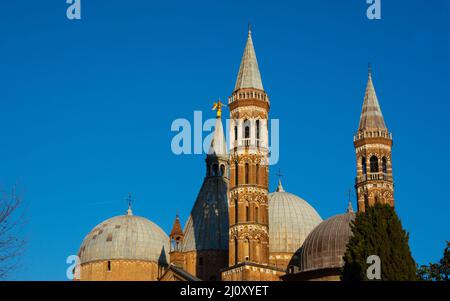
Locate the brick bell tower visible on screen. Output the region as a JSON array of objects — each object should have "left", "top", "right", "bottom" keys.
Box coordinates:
[
  {"left": 221, "top": 28, "right": 283, "bottom": 281},
  {"left": 354, "top": 65, "right": 394, "bottom": 212}
]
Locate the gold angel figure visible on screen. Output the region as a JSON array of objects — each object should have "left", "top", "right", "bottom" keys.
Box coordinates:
[{"left": 212, "top": 100, "right": 226, "bottom": 118}]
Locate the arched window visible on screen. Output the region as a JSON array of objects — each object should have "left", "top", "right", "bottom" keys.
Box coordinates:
[
  {"left": 362, "top": 157, "right": 367, "bottom": 175},
  {"left": 255, "top": 206, "right": 259, "bottom": 223},
  {"left": 255, "top": 164, "right": 259, "bottom": 185},
  {"left": 255, "top": 238, "right": 261, "bottom": 262},
  {"left": 206, "top": 165, "right": 211, "bottom": 176},
  {"left": 220, "top": 164, "right": 225, "bottom": 177},
  {"left": 245, "top": 163, "right": 249, "bottom": 184},
  {"left": 370, "top": 156, "right": 379, "bottom": 173},
  {"left": 245, "top": 204, "right": 249, "bottom": 221},
  {"left": 107, "top": 261, "right": 111, "bottom": 271},
  {"left": 212, "top": 164, "right": 218, "bottom": 176},
  {"left": 256, "top": 120, "right": 260, "bottom": 139},
  {"left": 382, "top": 157, "right": 387, "bottom": 174},
  {"left": 244, "top": 238, "right": 250, "bottom": 261},
  {"left": 244, "top": 120, "right": 250, "bottom": 139},
  {"left": 234, "top": 125, "right": 238, "bottom": 141}
]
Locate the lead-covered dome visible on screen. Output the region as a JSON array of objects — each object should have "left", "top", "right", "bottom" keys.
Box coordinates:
[
  {"left": 78, "top": 209, "right": 170, "bottom": 265},
  {"left": 268, "top": 181, "right": 322, "bottom": 254},
  {"left": 294, "top": 204, "right": 355, "bottom": 272}
]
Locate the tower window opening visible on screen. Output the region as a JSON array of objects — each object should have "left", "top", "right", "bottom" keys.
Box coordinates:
[
  {"left": 245, "top": 205, "right": 249, "bottom": 222},
  {"left": 212, "top": 164, "right": 218, "bottom": 176},
  {"left": 243, "top": 120, "right": 250, "bottom": 139},
  {"left": 255, "top": 207, "right": 259, "bottom": 223},
  {"left": 244, "top": 238, "right": 250, "bottom": 261},
  {"left": 220, "top": 164, "right": 225, "bottom": 177},
  {"left": 234, "top": 125, "right": 238, "bottom": 141},
  {"left": 255, "top": 238, "right": 261, "bottom": 262},
  {"left": 107, "top": 260, "right": 111, "bottom": 271},
  {"left": 370, "top": 156, "right": 379, "bottom": 173},
  {"left": 382, "top": 157, "right": 387, "bottom": 174},
  {"left": 362, "top": 157, "right": 367, "bottom": 175},
  {"left": 256, "top": 120, "right": 260, "bottom": 139}
]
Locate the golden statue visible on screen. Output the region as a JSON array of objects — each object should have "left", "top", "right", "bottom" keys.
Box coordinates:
[{"left": 212, "top": 100, "right": 226, "bottom": 118}]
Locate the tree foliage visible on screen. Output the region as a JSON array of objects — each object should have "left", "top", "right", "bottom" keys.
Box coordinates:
[
  {"left": 417, "top": 241, "right": 449, "bottom": 281},
  {"left": 342, "top": 203, "right": 417, "bottom": 281}
]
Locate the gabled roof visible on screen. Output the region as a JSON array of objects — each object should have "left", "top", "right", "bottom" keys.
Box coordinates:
[{"left": 159, "top": 264, "right": 202, "bottom": 281}]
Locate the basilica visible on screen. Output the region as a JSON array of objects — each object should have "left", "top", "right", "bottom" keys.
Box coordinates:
[{"left": 74, "top": 28, "right": 395, "bottom": 281}]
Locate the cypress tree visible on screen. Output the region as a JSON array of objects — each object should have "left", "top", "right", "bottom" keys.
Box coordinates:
[{"left": 342, "top": 203, "right": 417, "bottom": 281}]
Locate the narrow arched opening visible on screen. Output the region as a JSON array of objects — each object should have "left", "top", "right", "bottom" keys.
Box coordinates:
[
  {"left": 362, "top": 156, "right": 367, "bottom": 175},
  {"left": 212, "top": 164, "right": 218, "bottom": 176},
  {"left": 244, "top": 238, "right": 250, "bottom": 261},
  {"left": 382, "top": 157, "right": 387, "bottom": 174},
  {"left": 370, "top": 155, "right": 379, "bottom": 173}
]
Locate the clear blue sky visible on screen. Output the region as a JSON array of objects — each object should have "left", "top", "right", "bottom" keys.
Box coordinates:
[{"left": 0, "top": 1, "right": 449, "bottom": 280}]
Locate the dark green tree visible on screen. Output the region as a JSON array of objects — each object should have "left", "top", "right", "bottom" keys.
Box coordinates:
[
  {"left": 341, "top": 203, "right": 417, "bottom": 281},
  {"left": 442, "top": 242, "right": 450, "bottom": 281},
  {"left": 417, "top": 241, "right": 449, "bottom": 281}
]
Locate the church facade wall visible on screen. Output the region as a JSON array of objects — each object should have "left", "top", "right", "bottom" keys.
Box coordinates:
[
  {"left": 77, "top": 259, "right": 162, "bottom": 281},
  {"left": 269, "top": 252, "right": 294, "bottom": 271}
]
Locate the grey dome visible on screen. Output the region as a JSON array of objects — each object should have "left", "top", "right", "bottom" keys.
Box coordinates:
[
  {"left": 268, "top": 182, "right": 322, "bottom": 254},
  {"left": 294, "top": 209, "right": 355, "bottom": 272},
  {"left": 78, "top": 214, "right": 170, "bottom": 265}
]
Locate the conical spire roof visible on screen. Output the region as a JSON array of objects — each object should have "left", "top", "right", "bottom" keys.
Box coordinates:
[
  {"left": 234, "top": 28, "right": 264, "bottom": 91},
  {"left": 358, "top": 67, "right": 387, "bottom": 130},
  {"left": 208, "top": 115, "right": 227, "bottom": 157},
  {"left": 170, "top": 215, "right": 183, "bottom": 237},
  {"left": 347, "top": 201, "right": 354, "bottom": 213},
  {"left": 276, "top": 179, "right": 285, "bottom": 192}
]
